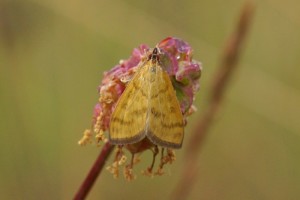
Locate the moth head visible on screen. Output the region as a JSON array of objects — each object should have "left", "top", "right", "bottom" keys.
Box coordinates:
[{"left": 147, "top": 47, "right": 162, "bottom": 63}]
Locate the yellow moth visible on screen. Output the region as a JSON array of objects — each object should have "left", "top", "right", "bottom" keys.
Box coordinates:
[{"left": 109, "top": 47, "right": 184, "bottom": 149}]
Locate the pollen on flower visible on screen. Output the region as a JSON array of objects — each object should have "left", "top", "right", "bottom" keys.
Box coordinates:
[
  {"left": 124, "top": 165, "right": 136, "bottom": 181},
  {"left": 141, "top": 168, "right": 154, "bottom": 178},
  {"left": 186, "top": 104, "right": 198, "bottom": 117},
  {"left": 106, "top": 146, "right": 127, "bottom": 178},
  {"left": 78, "top": 129, "right": 92, "bottom": 146},
  {"left": 118, "top": 155, "right": 127, "bottom": 166},
  {"left": 95, "top": 130, "right": 106, "bottom": 144},
  {"left": 93, "top": 116, "right": 101, "bottom": 133},
  {"left": 106, "top": 161, "right": 119, "bottom": 179},
  {"left": 120, "top": 75, "right": 132, "bottom": 83}
]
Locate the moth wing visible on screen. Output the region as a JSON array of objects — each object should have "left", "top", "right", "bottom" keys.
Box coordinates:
[
  {"left": 147, "top": 65, "right": 184, "bottom": 149},
  {"left": 109, "top": 65, "right": 150, "bottom": 144}
]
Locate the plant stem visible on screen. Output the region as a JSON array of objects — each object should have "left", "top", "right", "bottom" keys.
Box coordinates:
[
  {"left": 74, "top": 142, "right": 114, "bottom": 200},
  {"left": 170, "top": 2, "right": 255, "bottom": 200}
]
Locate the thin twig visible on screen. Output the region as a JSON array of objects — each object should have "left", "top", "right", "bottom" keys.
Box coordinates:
[
  {"left": 170, "top": 2, "right": 255, "bottom": 200},
  {"left": 74, "top": 142, "right": 114, "bottom": 200}
]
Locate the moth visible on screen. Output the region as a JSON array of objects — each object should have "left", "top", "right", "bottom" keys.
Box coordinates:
[{"left": 109, "top": 47, "right": 184, "bottom": 149}]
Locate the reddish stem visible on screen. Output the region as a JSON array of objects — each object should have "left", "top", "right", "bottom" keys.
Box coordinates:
[
  {"left": 74, "top": 142, "right": 114, "bottom": 200},
  {"left": 170, "top": 2, "right": 255, "bottom": 200}
]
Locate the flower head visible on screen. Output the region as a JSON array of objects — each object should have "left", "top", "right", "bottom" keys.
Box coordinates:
[{"left": 79, "top": 37, "right": 202, "bottom": 180}]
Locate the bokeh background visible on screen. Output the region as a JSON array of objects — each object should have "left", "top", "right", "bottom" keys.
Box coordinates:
[{"left": 1, "top": 0, "right": 299, "bottom": 199}]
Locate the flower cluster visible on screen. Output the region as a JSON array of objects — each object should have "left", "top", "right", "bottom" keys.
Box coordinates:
[{"left": 79, "top": 37, "right": 202, "bottom": 180}]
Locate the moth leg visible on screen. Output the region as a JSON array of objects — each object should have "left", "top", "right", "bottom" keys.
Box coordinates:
[
  {"left": 155, "top": 148, "right": 176, "bottom": 175},
  {"left": 115, "top": 145, "right": 123, "bottom": 161},
  {"left": 149, "top": 145, "right": 159, "bottom": 172},
  {"left": 129, "top": 152, "right": 135, "bottom": 168},
  {"left": 124, "top": 152, "right": 136, "bottom": 181},
  {"left": 166, "top": 148, "right": 176, "bottom": 164},
  {"left": 142, "top": 145, "right": 158, "bottom": 176},
  {"left": 155, "top": 147, "right": 166, "bottom": 175}
]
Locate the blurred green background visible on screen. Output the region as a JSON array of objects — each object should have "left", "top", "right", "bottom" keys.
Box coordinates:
[{"left": 1, "top": 0, "right": 299, "bottom": 199}]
